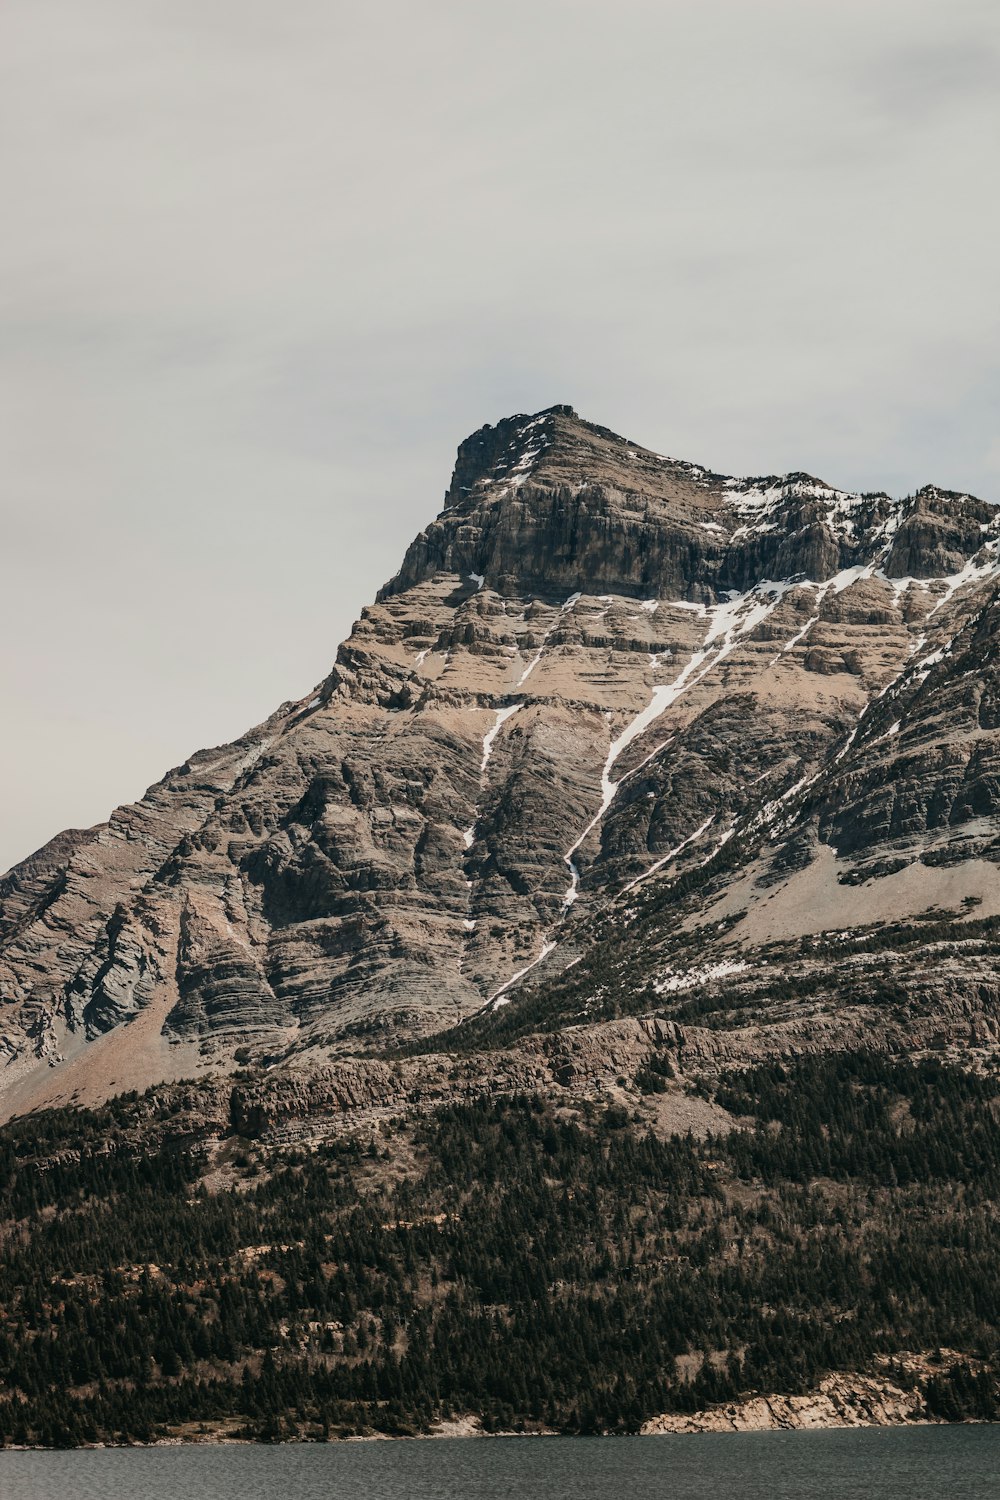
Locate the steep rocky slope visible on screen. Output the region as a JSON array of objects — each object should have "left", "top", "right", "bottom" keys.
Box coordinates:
[{"left": 2, "top": 404, "right": 999, "bottom": 1116}]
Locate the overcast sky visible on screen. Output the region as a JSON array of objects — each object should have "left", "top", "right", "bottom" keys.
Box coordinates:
[{"left": 2, "top": 0, "right": 999, "bottom": 870}]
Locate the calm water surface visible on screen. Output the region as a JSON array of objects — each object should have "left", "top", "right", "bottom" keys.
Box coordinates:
[{"left": 2, "top": 1428, "right": 999, "bottom": 1500}]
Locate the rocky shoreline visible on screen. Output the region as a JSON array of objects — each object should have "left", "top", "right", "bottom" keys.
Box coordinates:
[
  {"left": 641, "top": 1372, "right": 930, "bottom": 1435},
  {"left": 5, "top": 1370, "right": 974, "bottom": 1449}
]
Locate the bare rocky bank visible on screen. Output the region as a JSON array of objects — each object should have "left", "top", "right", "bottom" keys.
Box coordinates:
[{"left": 642, "top": 1373, "right": 929, "bottom": 1435}]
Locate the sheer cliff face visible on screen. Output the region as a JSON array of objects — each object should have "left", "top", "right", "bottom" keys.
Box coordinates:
[{"left": 2, "top": 405, "right": 999, "bottom": 1109}]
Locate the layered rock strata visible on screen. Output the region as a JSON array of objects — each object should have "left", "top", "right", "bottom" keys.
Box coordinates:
[{"left": 2, "top": 405, "right": 999, "bottom": 1113}]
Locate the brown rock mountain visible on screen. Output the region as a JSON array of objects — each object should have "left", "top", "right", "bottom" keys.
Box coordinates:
[{"left": 2, "top": 405, "right": 999, "bottom": 1117}]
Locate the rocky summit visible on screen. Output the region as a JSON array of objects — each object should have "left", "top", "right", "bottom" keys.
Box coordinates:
[{"left": 2, "top": 403, "right": 1000, "bottom": 1117}]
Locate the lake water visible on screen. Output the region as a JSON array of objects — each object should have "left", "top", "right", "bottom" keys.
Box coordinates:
[{"left": 1, "top": 1427, "right": 998, "bottom": 1500}]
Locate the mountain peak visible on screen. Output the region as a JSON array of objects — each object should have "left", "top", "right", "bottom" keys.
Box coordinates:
[
  {"left": 381, "top": 410, "right": 989, "bottom": 605},
  {"left": 3, "top": 406, "right": 1000, "bottom": 1121},
  {"left": 442, "top": 403, "right": 664, "bottom": 501}
]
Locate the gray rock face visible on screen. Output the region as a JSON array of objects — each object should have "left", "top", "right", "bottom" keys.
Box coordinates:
[
  {"left": 384, "top": 412, "right": 901, "bottom": 604},
  {"left": 2, "top": 404, "right": 999, "bottom": 1111}
]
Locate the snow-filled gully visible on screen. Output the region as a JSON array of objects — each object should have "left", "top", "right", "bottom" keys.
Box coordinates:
[
  {"left": 465, "top": 592, "right": 583, "bottom": 851},
  {"left": 515, "top": 591, "right": 581, "bottom": 688},
  {"left": 559, "top": 585, "right": 785, "bottom": 912},
  {"left": 487, "top": 586, "right": 789, "bottom": 1006},
  {"left": 489, "top": 942, "right": 557, "bottom": 1007},
  {"left": 619, "top": 814, "right": 717, "bottom": 896},
  {"left": 468, "top": 594, "right": 585, "bottom": 993},
  {"left": 462, "top": 703, "right": 523, "bottom": 848}
]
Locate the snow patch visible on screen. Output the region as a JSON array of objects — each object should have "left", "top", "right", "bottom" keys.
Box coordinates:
[
  {"left": 463, "top": 704, "right": 523, "bottom": 855},
  {"left": 516, "top": 647, "right": 546, "bottom": 687},
  {"left": 480, "top": 703, "right": 522, "bottom": 774},
  {"left": 926, "top": 543, "right": 1000, "bottom": 617},
  {"left": 620, "top": 814, "right": 717, "bottom": 895},
  {"left": 655, "top": 959, "right": 749, "bottom": 995},
  {"left": 780, "top": 615, "right": 820, "bottom": 654},
  {"left": 489, "top": 941, "right": 557, "bottom": 1007},
  {"left": 514, "top": 592, "right": 581, "bottom": 688},
  {"left": 238, "top": 738, "right": 271, "bottom": 775},
  {"left": 558, "top": 584, "right": 787, "bottom": 908}
]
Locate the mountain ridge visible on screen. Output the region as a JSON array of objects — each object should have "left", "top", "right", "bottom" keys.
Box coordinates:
[{"left": 1, "top": 404, "right": 999, "bottom": 1120}]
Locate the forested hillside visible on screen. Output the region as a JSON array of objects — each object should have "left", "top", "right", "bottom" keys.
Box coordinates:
[{"left": 2, "top": 1053, "right": 999, "bottom": 1446}]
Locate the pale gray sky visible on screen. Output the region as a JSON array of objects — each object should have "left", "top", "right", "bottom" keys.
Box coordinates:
[{"left": 2, "top": 0, "right": 999, "bottom": 870}]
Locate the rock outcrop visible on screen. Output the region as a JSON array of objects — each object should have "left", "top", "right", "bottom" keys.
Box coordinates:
[{"left": 640, "top": 1372, "right": 928, "bottom": 1434}]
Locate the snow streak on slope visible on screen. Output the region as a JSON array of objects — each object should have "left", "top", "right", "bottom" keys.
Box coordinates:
[
  {"left": 462, "top": 703, "right": 526, "bottom": 975},
  {"left": 655, "top": 958, "right": 749, "bottom": 994},
  {"left": 480, "top": 704, "right": 522, "bottom": 772},
  {"left": 488, "top": 941, "right": 557, "bottom": 1008},
  {"left": 489, "top": 589, "right": 784, "bottom": 995},
  {"left": 619, "top": 815, "right": 717, "bottom": 896},
  {"left": 926, "top": 540, "right": 1000, "bottom": 617},
  {"left": 463, "top": 704, "right": 523, "bottom": 849},
  {"left": 560, "top": 585, "right": 786, "bottom": 911},
  {"left": 515, "top": 592, "right": 581, "bottom": 687},
  {"left": 764, "top": 568, "right": 880, "bottom": 666}
]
